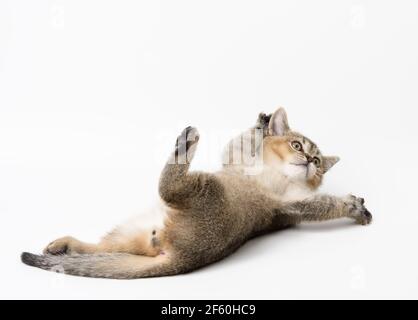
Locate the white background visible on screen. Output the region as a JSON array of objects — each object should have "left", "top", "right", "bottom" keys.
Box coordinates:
[{"left": 1, "top": 0, "right": 417, "bottom": 299}]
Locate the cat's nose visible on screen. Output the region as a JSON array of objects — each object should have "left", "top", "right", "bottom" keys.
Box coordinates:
[{"left": 306, "top": 155, "right": 313, "bottom": 163}]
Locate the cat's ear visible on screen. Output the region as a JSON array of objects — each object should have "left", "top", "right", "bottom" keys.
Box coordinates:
[
  {"left": 269, "top": 107, "right": 290, "bottom": 136},
  {"left": 322, "top": 156, "right": 340, "bottom": 172}
]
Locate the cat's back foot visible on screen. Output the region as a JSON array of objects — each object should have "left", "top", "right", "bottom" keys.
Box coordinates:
[{"left": 43, "top": 236, "right": 78, "bottom": 255}]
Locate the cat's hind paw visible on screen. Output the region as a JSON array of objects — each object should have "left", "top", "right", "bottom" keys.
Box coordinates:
[
  {"left": 174, "top": 126, "right": 200, "bottom": 164},
  {"left": 43, "top": 236, "right": 76, "bottom": 255}
]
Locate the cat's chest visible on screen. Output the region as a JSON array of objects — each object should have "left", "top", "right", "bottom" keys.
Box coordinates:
[
  {"left": 280, "top": 183, "right": 313, "bottom": 202},
  {"left": 255, "top": 168, "right": 313, "bottom": 202}
]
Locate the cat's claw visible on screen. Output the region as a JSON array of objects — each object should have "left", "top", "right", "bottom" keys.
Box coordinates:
[{"left": 345, "top": 195, "right": 373, "bottom": 225}]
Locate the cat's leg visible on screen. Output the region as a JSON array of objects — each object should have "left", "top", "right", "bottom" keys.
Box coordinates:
[
  {"left": 159, "top": 126, "right": 222, "bottom": 209},
  {"left": 43, "top": 207, "right": 165, "bottom": 256},
  {"left": 44, "top": 229, "right": 162, "bottom": 257},
  {"left": 44, "top": 236, "right": 100, "bottom": 255},
  {"left": 277, "top": 194, "right": 373, "bottom": 225}
]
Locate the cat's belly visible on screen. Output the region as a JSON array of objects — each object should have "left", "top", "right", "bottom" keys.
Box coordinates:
[
  {"left": 116, "top": 199, "right": 169, "bottom": 237},
  {"left": 104, "top": 199, "right": 175, "bottom": 255}
]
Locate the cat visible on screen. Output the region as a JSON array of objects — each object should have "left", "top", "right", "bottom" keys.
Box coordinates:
[{"left": 21, "top": 107, "right": 372, "bottom": 279}]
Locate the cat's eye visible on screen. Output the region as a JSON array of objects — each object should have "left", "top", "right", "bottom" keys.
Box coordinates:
[
  {"left": 291, "top": 141, "right": 303, "bottom": 152},
  {"left": 313, "top": 157, "right": 321, "bottom": 167}
]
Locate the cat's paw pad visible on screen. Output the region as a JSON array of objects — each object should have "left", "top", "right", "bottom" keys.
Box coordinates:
[
  {"left": 174, "top": 126, "right": 200, "bottom": 162},
  {"left": 43, "top": 236, "right": 75, "bottom": 255},
  {"left": 345, "top": 195, "right": 373, "bottom": 225}
]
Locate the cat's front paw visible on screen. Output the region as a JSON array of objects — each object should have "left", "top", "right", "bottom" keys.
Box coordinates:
[
  {"left": 43, "top": 236, "right": 76, "bottom": 255},
  {"left": 344, "top": 195, "right": 373, "bottom": 225}
]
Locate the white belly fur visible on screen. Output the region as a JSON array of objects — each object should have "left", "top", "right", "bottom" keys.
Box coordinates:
[{"left": 115, "top": 199, "right": 168, "bottom": 237}]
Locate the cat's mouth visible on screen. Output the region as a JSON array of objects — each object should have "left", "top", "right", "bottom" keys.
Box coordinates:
[
  {"left": 290, "top": 162, "right": 311, "bottom": 178},
  {"left": 290, "top": 162, "right": 308, "bottom": 167}
]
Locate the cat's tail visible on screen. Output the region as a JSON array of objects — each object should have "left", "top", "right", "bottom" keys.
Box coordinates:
[{"left": 20, "top": 251, "right": 184, "bottom": 279}]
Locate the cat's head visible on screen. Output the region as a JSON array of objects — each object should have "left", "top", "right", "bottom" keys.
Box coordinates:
[{"left": 262, "top": 107, "right": 339, "bottom": 189}]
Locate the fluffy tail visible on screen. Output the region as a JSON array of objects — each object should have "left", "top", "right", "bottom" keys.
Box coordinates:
[{"left": 21, "top": 252, "right": 182, "bottom": 279}]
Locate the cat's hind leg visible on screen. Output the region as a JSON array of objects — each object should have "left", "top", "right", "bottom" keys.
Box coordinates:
[
  {"left": 44, "top": 236, "right": 99, "bottom": 255},
  {"left": 44, "top": 228, "right": 164, "bottom": 257},
  {"left": 159, "top": 126, "right": 224, "bottom": 210},
  {"left": 159, "top": 126, "right": 207, "bottom": 207}
]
